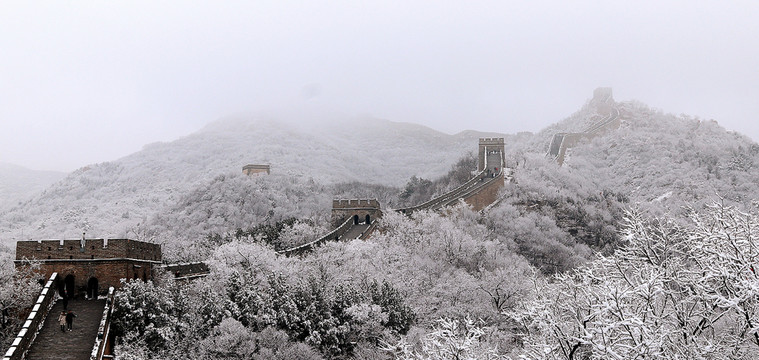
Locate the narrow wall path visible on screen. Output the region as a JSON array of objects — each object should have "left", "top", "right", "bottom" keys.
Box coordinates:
[{"left": 26, "top": 299, "right": 105, "bottom": 360}]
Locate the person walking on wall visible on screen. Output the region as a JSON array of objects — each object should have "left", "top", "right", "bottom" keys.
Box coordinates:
[
  {"left": 58, "top": 311, "right": 66, "bottom": 332},
  {"left": 66, "top": 310, "right": 76, "bottom": 331}
]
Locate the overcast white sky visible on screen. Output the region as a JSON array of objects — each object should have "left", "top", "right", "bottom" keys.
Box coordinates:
[{"left": 1, "top": 1, "right": 757, "bottom": 172}]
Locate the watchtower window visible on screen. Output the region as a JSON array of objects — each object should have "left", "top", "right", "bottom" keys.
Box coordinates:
[
  {"left": 69, "top": 256, "right": 73, "bottom": 259},
  {"left": 69, "top": 246, "right": 73, "bottom": 250},
  {"left": 48, "top": 247, "right": 51, "bottom": 251},
  {"left": 91, "top": 245, "right": 95, "bottom": 250},
  {"left": 91, "top": 255, "right": 94, "bottom": 259},
  {"left": 47, "top": 255, "right": 51, "bottom": 259}
]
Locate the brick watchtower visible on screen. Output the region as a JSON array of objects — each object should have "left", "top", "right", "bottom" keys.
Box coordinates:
[
  {"left": 242, "top": 164, "right": 270, "bottom": 176},
  {"left": 478, "top": 138, "right": 505, "bottom": 172},
  {"left": 15, "top": 238, "right": 161, "bottom": 299},
  {"left": 331, "top": 199, "right": 382, "bottom": 228}
]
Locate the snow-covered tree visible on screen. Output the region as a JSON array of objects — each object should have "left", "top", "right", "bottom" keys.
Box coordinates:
[
  {"left": 509, "top": 203, "right": 759, "bottom": 359},
  {"left": 384, "top": 317, "right": 508, "bottom": 360},
  {"left": 0, "top": 249, "right": 41, "bottom": 348}
]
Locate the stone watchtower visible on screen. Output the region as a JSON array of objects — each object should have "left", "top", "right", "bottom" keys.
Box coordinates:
[
  {"left": 591, "top": 87, "right": 614, "bottom": 116},
  {"left": 15, "top": 238, "right": 161, "bottom": 299},
  {"left": 478, "top": 138, "right": 505, "bottom": 173},
  {"left": 331, "top": 199, "right": 382, "bottom": 228},
  {"left": 243, "top": 164, "right": 270, "bottom": 176}
]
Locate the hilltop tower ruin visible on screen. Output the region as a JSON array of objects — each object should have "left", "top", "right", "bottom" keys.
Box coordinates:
[{"left": 591, "top": 87, "right": 614, "bottom": 116}]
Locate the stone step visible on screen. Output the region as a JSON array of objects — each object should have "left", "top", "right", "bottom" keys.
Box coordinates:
[
  {"left": 26, "top": 298, "right": 106, "bottom": 360},
  {"left": 342, "top": 223, "right": 370, "bottom": 240}
]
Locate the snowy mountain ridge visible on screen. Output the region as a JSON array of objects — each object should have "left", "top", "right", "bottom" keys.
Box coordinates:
[
  {"left": 0, "top": 116, "right": 502, "bottom": 245},
  {"left": 3, "top": 94, "right": 759, "bottom": 258}
]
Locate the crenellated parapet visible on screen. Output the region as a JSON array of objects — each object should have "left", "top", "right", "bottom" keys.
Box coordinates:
[
  {"left": 160, "top": 262, "right": 210, "bottom": 280},
  {"left": 16, "top": 238, "right": 161, "bottom": 262},
  {"left": 332, "top": 199, "right": 381, "bottom": 209}
]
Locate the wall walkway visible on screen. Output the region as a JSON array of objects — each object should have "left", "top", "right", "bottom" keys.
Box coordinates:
[
  {"left": 25, "top": 299, "right": 106, "bottom": 360},
  {"left": 547, "top": 91, "right": 620, "bottom": 165}
]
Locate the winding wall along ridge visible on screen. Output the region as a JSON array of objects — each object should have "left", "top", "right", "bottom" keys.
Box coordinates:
[
  {"left": 548, "top": 98, "right": 619, "bottom": 165},
  {"left": 281, "top": 162, "right": 505, "bottom": 254}
]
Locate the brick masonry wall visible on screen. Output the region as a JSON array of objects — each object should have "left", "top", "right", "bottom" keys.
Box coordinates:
[
  {"left": 17, "top": 260, "right": 158, "bottom": 297},
  {"left": 463, "top": 175, "right": 505, "bottom": 211},
  {"left": 16, "top": 239, "right": 161, "bottom": 262},
  {"left": 161, "top": 262, "right": 210, "bottom": 278}
]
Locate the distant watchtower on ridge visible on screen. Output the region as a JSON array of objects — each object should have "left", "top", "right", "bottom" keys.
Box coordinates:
[
  {"left": 243, "top": 164, "right": 270, "bottom": 176},
  {"left": 591, "top": 87, "right": 614, "bottom": 116},
  {"left": 478, "top": 138, "right": 505, "bottom": 173}
]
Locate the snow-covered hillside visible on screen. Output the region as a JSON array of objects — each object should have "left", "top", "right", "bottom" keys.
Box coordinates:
[
  {"left": 0, "top": 116, "right": 503, "bottom": 245},
  {"left": 556, "top": 101, "right": 759, "bottom": 214},
  {"left": 3, "top": 94, "right": 758, "bottom": 258}
]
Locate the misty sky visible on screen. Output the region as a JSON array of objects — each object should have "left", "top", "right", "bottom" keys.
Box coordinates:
[{"left": 1, "top": 1, "right": 758, "bottom": 172}]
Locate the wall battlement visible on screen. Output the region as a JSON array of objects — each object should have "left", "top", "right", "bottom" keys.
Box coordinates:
[
  {"left": 16, "top": 239, "right": 161, "bottom": 262},
  {"left": 478, "top": 137, "right": 505, "bottom": 145},
  {"left": 160, "top": 262, "right": 210, "bottom": 280},
  {"left": 332, "top": 199, "right": 381, "bottom": 209}
]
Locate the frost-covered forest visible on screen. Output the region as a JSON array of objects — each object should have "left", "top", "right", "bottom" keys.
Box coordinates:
[{"left": 4, "top": 97, "right": 759, "bottom": 358}]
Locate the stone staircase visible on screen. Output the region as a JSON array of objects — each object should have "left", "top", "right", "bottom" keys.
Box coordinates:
[
  {"left": 341, "top": 223, "right": 370, "bottom": 240},
  {"left": 25, "top": 299, "right": 106, "bottom": 360}
]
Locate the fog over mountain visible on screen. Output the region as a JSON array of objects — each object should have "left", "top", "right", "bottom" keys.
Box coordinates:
[
  {"left": 3, "top": 92, "right": 759, "bottom": 254},
  {"left": 3, "top": 1, "right": 759, "bottom": 357},
  {"left": 0, "top": 115, "right": 502, "bottom": 245},
  {"left": 0, "top": 163, "right": 66, "bottom": 210},
  {"left": 2, "top": 2, "right": 758, "bottom": 172}
]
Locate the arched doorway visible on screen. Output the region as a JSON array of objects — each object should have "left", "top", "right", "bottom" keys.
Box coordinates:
[
  {"left": 87, "top": 277, "right": 99, "bottom": 300},
  {"left": 64, "top": 275, "right": 75, "bottom": 300},
  {"left": 353, "top": 215, "right": 359, "bottom": 225},
  {"left": 365, "top": 215, "right": 371, "bottom": 224},
  {"left": 57, "top": 279, "right": 67, "bottom": 298}
]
